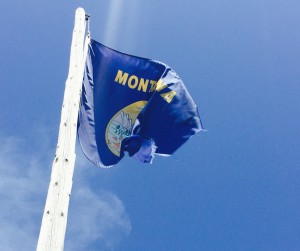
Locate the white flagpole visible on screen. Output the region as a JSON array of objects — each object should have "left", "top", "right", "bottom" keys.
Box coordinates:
[{"left": 37, "top": 7, "right": 90, "bottom": 251}]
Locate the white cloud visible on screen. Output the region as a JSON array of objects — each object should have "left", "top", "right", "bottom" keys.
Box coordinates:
[
  {"left": 103, "top": 0, "right": 124, "bottom": 47},
  {"left": 0, "top": 133, "right": 131, "bottom": 251},
  {"left": 65, "top": 187, "right": 131, "bottom": 251},
  {"left": 0, "top": 136, "right": 45, "bottom": 251}
]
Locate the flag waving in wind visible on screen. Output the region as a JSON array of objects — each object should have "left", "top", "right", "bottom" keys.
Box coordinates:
[{"left": 78, "top": 39, "right": 203, "bottom": 167}]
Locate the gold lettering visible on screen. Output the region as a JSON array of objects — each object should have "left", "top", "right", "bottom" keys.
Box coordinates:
[
  {"left": 149, "top": 80, "right": 157, "bottom": 92},
  {"left": 160, "top": 90, "right": 176, "bottom": 103},
  {"left": 128, "top": 75, "right": 139, "bottom": 89},
  {"left": 115, "top": 70, "right": 128, "bottom": 85},
  {"left": 156, "top": 79, "right": 167, "bottom": 91},
  {"left": 115, "top": 69, "right": 162, "bottom": 93},
  {"left": 138, "top": 78, "right": 149, "bottom": 92},
  {"left": 149, "top": 79, "right": 167, "bottom": 92}
]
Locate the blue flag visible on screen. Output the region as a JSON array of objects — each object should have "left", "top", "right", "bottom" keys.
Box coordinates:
[{"left": 78, "top": 39, "right": 203, "bottom": 167}]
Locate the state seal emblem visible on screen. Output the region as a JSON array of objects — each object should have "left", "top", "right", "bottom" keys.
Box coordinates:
[{"left": 105, "top": 101, "right": 147, "bottom": 156}]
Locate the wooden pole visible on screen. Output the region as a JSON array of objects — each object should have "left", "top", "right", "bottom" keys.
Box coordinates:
[{"left": 36, "top": 7, "right": 90, "bottom": 251}]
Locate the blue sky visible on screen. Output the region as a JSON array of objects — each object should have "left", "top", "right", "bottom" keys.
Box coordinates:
[{"left": 0, "top": 0, "right": 300, "bottom": 250}]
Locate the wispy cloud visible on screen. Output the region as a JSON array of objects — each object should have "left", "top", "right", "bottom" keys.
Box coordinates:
[
  {"left": 0, "top": 136, "right": 45, "bottom": 251},
  {"left": 102, "top": 0, "right": 141, "bottom": 51},
  {"left": 65, "top": 187, "right": 131, "bottom": 251},
  {"left": 103, "top": 0, "right": 124, "bottom": 47},
  {"left": 0, "top": 132, "right": 131, "bottom": 251}
]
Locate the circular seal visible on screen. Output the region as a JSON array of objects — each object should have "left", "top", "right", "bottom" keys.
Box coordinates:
[{"left": 105, "top": 101, "right": 147, "bottom": 156}]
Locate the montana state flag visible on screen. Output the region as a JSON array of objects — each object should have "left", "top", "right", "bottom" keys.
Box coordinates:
[{"left": 77, "top": 39, "right": 203, "bottom": 167}]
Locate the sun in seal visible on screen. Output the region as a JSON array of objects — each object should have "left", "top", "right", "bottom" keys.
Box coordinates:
[{"left": 105, "top": 101, "right": 147, "bottom": 156}]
